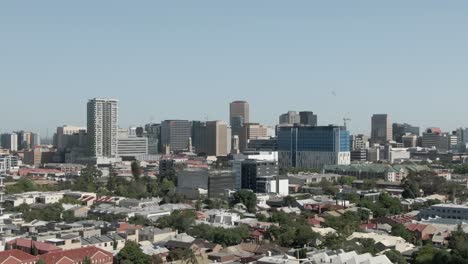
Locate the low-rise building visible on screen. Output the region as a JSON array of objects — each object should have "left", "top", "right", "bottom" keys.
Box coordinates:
[
  {"left": 288, "top": 172, "right": 342, "bottom": 186},
  {"left": 82, "top": 233, "right": 126, "bottom": 252},
  {"left": 419, "top": 204, "right": 468, "bottom": 220},
  {"left": 307, "top": 249, "right": 392, "bottom": 264},
  {"left": 40, "top": 246, "right": 113, "bottom": 264}
]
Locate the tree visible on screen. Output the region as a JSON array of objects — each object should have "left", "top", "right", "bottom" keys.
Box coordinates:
[
  {"left": 338, "top": 176, "right": 356, "bottom": 186},
  {"left": 117, "top": 241, "right": 151, "bottom": 264},
  {"left": 231, "top": 190, "right": 257, "bottom": 213},
  {"left": 168, "top": 248, "right": 197, "bottom": 264},
  {"left": 414, "top": 245, "right": 441, "bottom": 264},
  {"left": 391, "top": 224, "right": 414, "bottom": 243},
  {"left": 36, "top": 260, "right": 47, "bottom": 264},
  {"left": 385, "top": 250, "right": 408, "bottom": 264},
  {"left": 283, "top": 196, "right": 296, "bottom": 207},
  {"left": 59, "top": 196, "right": 82, "bottom": 205},
  {"left": 324, "top": 211, "right": 360, "bottom": 236},
  {"left": 157, "top": 210, "right": 196, "bottom": 233},
  {"left": 270, "top": 212, "right": 291, "bottom": 225},
  {"left": 188, "top": 224, "right": 250, "bottom": 246},
  {"left": 131, "top": 161, "right": 142, "bottom": 181},
  {"left": 6, "top": 178, "right": 37, "bottom": 194},
  {"left": 319, "top": 179, "right": 339, "bottom": 196},
  {"left": 128, "top": 215, "right": 152, "bottom": 226},
  {"left": 62, "top": 210, "right": 77, "bottom": 223}
]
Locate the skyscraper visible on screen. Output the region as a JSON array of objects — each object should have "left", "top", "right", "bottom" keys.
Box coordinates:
[
  {"left": 1, "top": 133, "right": 18, "bottom": 152},
  {"left": 279, "top": 111, "right": 300, "bottom": 125},
  {"left": 55, "top": 125, "right": 87, "bottom": 150},
  {"left": 160, "top": 120, "right": 192, "bottom": 153},
  {"left": 371, "top": 114, "right": 392, "bottom": 144},
  {"left": 299, "top": 111, "right": 318, "bottom": 126},
  {"left": 192, "top": 121, "right": 231, "bottom": 156},
  {"left": 87, "top": 98, "right": 119, "bottom": 158},
  {"left": 206, "top": 120, "right": 231, "bottom": 157},
  {"left": 392, "top": 123, "right": 420, "bottom": 142},
  {"left": 145, "top": 123, "right": 161, "bottom": 155},
  {"left": 230, "top": 101, "right": 249, "bottom": 136},
  {"left": 239, "top": 123, "right": 268, "bottom": 152}
]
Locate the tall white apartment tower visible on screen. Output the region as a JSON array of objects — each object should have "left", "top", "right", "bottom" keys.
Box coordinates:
[{"left": 87, "top": 98, "right": 119, "bottom": 158}]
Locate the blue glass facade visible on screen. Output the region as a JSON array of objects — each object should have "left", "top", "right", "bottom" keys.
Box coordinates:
[{"left": 278, "top": 126, "right": 350, "bottom": 152}]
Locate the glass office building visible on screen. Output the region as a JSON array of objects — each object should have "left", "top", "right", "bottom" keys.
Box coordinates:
[{"left": 278, "top": 125, "right": 350, "bottom": 169}]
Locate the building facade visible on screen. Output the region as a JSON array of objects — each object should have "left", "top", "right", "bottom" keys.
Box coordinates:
[
  {"left": 278, "top": 125, "right": 351, "bottom": 169},
  {"left": 279, "top": 111, "right": 300, "bottom": 125},
  {"left": 371, "top": 114, "right": 392, "bottom": 144},
  {"left": 1, "top": 133, "right": 18, "bottom": 152},
  {"left": 160, "top": 120, "right": 192, "bottom": 153},
  {"left": 87, "top": 98, "right": 119, "bottom": 158},
  {"left": 145, "top": 123, "right": 161, "bottom": 155},
  {"left": 299, "top": 111, "right": 318, "bottom": 126},
  {"left": 393, "top": 123, "right": 420, "bottom": 142},
  {"left": 240, "top": 160, "right": 279, "bottom": 193},
  {"left": 239, "top": 123, "right": 268, "bottom": 152},
  {"left": 230, "top": 101, "right": 249, "bottom": 136}
]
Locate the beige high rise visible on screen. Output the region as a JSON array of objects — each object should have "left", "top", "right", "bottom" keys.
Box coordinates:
[
  {"left": 239, "top": 123, "right": 268, "bottom": 151},
  {"left": 229, "top": 101, "right": 250, "bottom": 125},
  {"left": 206, "top": 121, "right": 231, "bottom": 156}
]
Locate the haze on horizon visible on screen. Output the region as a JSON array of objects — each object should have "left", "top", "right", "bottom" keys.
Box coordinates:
[{"left": 1, "top": 1, "right": 468, "bottom": 136}]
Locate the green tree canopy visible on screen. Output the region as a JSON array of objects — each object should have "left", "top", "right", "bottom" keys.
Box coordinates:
[
  {"left": 231, "top": 190, "right": 257, "bottom": 213},
  {"left": 117, "top": 241, "right": 151, "bottom": 264}
]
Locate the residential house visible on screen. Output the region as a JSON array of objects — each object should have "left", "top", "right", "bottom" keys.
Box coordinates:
[
  {"left": 39, "top": 246, "right": 113, "bottom": 264},
  {"left": 404, "top": 223, "right": 437, "bottom": 241},
  {"left": 6, "top": 238, "right": 62, "bottom": 255},
  {"left": 81, "top": 233, "right": 126, "bottom": 252},
  {"left": 0, "top": 250, "right": 38, "bottom": 264}
]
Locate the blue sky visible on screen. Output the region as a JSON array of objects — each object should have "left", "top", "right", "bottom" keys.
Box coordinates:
[{"left": 1, "top": 1, "right": 467, "bottom": 136}]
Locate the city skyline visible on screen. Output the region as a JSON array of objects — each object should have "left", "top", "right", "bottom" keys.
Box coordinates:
[
  {"left": 2, "top": 1, "right": 468, "bottom": 135},
  {"left": 0, "top": 96, "right": 466, "bottom": 138}
]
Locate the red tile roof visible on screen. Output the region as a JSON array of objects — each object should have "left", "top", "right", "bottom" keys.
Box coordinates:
[
  {"left": 0, "top": 249, "right": 38, "bottom": 263},
  {"left": 40, "top": 246, "right": 113, "bottom": 264},
  {"left": 117, "top": 222, "right": 143, "bottom": 232},
  {"left": 8, "top": 238, "right": 62, "bottom": 253},
  {"left": 405, "top": 223, "right": 428, "bottom": 233},
  {"left": 387, "top": 215, "right": 414, "bottom": 224}
]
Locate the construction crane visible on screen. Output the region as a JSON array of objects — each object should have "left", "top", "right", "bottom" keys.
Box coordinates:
[{"left": 343, "top": 118, "right": 351, "bottom": 130}]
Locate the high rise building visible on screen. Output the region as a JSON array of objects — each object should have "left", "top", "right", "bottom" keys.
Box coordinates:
[
  {"left": 457, "top": 128, "right": 468, "bottom": 145},
  {"left": 421, "top": 128, "right": 444, "bottom": 149},
  {"left": 239, "top": 123, "right": 268, "bottom": 152},
  {"left": 31, "top": 133, "right": 41, "bottom": 147},
  {"left": 87, "top": 98, "right": 119, "bottom": 158},
  {"left": 240, "top": 160, "right": 279, "bottom": 193},
  {"left": 278, "top": 125, "right": 350, "bottom": 169},
  {"left": 350, "top": 134, "right": 369, "bottom": 151},
  {"left": 1, "top": 133, "right": 18, "bottom": 152},
  {"left": 192, "top": 121, "right": 231, "bottom": 156},
  {"left": 299, "top": 111, "right": 318, "bottom": 126},
  {"left": 145, "top": 123, "right": 161, "bottom": 155},
  {"left": 15, "top": 131, "right": 32, "bottom": 150},
  {"left": 206, "top": 121, "right": 231, "bottom": 157},
  {"left": 402, "top": 134, "right": 418, "bottom": 148},
  {"left": 177, "top": 168, "right": 235, "bottom": 199},
  {"left": 279, "top": 111, "right": 300, "bottom": 125},
  {"left": 160, "top": 120, "right": 192, "bottom": 153},
  {"left": 56, "top": 125, "right": 86, "bottom": 151},
  {"left": 230, "top": 101, "right": 249, "bottom": 137},
  {"left": 371, "top": 114, "right": 392, "bottom": 144},
  {"left": 392, "top": 123, "right": 420, "bottom": 142},
  {"left": 117, "top": 129, "right": 148, "bottom": 159}
]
